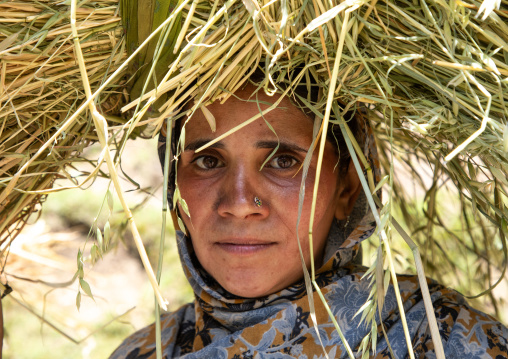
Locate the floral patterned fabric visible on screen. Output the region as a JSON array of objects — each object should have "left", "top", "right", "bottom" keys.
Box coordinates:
[
  {"left": 110, "top": 230, "right": 508, "bottom": 359},
  {"left": 110, "top": 117, "right": 508, "bottom": 358}
]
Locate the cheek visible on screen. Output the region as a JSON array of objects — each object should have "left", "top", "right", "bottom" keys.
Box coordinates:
[
  {"left": 302, "top": 167, "right": 338, "bottom": 213},
  {"left": 297, "top": 165, "right": 338, "bottom": 238},
  {"left": 176, "top": 171, "right": 215, "bottom": 226}
]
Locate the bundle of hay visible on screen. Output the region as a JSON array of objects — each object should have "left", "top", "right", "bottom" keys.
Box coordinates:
[
  {"left": 1, "top": 0, "right": 507, "bottom": 354},
  {"left": 0, "top": 0, "right": 127, "bottom": 246}
]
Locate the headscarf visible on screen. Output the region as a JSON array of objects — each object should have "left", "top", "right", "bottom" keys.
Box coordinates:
[{"left": 111, "top": 114, "right": 508, "bottom": 358}]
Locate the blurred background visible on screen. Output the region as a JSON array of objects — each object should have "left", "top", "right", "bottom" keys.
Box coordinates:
[
  {"left": 2, "top": 137, "right": 507, "bottom": 358},
  {"left": 2, "top": 138, "right": 193, "bottom": 358}
]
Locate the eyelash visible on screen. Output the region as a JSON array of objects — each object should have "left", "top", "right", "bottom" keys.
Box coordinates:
[
  {"left": 192, "top": 155, "right": 224, "bottom": 170},
  {"left": 266, "top": 154, "right": 300, "bottom": 170}
]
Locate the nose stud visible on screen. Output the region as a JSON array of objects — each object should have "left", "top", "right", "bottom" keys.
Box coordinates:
[{"left": 254, "top": 196, "right": 262, "bottom": 207}]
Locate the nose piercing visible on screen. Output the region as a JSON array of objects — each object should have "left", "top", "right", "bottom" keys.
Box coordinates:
[
  {"left": 343, "top": 215, "right": 350, "bottom": 230},
  {"left": 254, "top": 196, "right": 262, "bottom": 207}
]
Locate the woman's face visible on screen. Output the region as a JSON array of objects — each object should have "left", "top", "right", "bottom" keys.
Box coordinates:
[{"left": 177, "top": 85, "right": 358, "bottom": 298}]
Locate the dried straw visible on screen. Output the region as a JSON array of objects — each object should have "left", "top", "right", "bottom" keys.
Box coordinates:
[
  {"left": 0, "top": 0, "right": 127, "bottom": 247},
  {"left": 1, "top": 0, "right": 508, "bottom": 356}
]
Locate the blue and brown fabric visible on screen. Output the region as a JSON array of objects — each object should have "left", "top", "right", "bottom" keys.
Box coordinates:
[{"left": 111, "top": 116, "right": 508, "bottom": 358}]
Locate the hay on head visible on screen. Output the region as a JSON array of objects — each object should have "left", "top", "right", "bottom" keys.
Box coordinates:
[{"left": 0, "top": 0, "right": 127, "bottom": 246}]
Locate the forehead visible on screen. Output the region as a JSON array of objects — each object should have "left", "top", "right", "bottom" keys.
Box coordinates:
[{"left": 183, "top": 84, "right": 315, "bottom": 144}]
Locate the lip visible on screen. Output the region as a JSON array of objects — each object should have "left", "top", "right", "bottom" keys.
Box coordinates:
[{"left": 214, "top": 239, "right": 276, "bottom": 255}]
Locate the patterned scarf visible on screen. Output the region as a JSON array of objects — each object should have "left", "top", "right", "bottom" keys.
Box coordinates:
[{"left": 111, "top": 118, "right": 508, "bottom": 358}]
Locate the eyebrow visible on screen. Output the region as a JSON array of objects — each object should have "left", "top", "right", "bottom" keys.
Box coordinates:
[
  {"left": 256, "top": 140, "right": 308, "bottom": 154},
  {"left": 185, "top": 139, "right": 225, "bottom": 151}
]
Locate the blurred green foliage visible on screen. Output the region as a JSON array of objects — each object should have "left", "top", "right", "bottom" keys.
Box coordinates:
[{"left": 3, "top": 185, "right": 193, "bottom": 358}]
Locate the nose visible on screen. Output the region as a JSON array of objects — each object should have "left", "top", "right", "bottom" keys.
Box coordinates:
[{"left": 217, "top": 163, "right": 268, "bottom": 219}]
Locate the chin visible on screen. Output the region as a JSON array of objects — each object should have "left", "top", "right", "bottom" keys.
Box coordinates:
[
  {"left": 218, "top": 271, "right": 301, "bottom": 298},
  {"left": 225, "top": 285, "right": 273, "bottom": 299},
  {"left": 218, "top": 274, "right": 279, "bottom": 298}
]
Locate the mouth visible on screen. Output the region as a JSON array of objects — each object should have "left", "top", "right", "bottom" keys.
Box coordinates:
[{"left": 214, "top": 239, "right": 276, "bottom": 255}]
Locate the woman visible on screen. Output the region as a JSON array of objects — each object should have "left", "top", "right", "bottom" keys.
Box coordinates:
[{"left": 110, "top": 80, "right": 508, "bottom": 358}]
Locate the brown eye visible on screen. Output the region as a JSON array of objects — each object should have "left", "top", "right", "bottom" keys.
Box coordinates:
[
  {"left": 195, "top": 156, "right": 223, "bottom": 169},
  {"left": 269, "top": 155, "right": 297, "bottom": 169}
]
